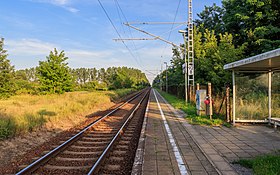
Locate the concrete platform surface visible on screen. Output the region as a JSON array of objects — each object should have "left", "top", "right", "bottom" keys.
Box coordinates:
[{"left": 132, "top": 89, "right": 280, "bottom": 175}]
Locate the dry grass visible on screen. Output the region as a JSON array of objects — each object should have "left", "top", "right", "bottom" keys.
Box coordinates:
[{"left": 0, "top": 89, "right": 135, "bottom": 139}]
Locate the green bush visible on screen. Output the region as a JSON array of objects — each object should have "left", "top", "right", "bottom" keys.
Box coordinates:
[
  {"left": 108, "top": 88, "right": 136, "bottom": 101},
  {"left": 0, "top": 118, "right": 15, "bottom": 139},
  {"left": 15, "top": 80, "right": 39, "bottom": 95},
  {"left": 78, "top": 81, "right": 98, "bottom": 91}
]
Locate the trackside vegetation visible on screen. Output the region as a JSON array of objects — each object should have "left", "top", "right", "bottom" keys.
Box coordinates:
[
  {"left": 0, "top": 89, "right": 136, "bottom": 140},
  {"left": 157, "top": 90, "right": 224, "bottom": 126},
  {"left": 234, "top": 152, "right": 280, "bottom": 175},
  {"left": 37, "top": 48, "right": 74, "bottom": 94},
  {"left": 0, "top": 38, "right": 15, "bottom": 99}
]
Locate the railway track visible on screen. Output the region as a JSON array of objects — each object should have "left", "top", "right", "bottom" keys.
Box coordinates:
[{"left": 16, "top": 88, "right": 150, "bottom": 175}]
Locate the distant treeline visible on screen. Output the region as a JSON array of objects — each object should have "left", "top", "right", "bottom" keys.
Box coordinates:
[
  {"left": 0, "top": 39, "right": 149, "bottom": 98},
  {"left": 16, "top": 66, "right": 149, "bottom": 92}
]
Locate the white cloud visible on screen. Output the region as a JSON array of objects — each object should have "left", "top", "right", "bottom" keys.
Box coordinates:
[
  {"left": 52, "top": 0, "right": 69, "bottom": 5},
  {"left": 64, "top": 6, "right": 79, "bottom": 13},
  {"left": 67, "top": 50, "right": 111, "bottom": 60},
  {"left": 30, "top": 0, "right": 79, "bottom": 13},
  {"left": 5, "top": 38, "right": 119, "bottom": 69},
  {"left": 31, "top": 0, "right": 70, "bottom": 5},
  {"left": 6, "top": 38, "right": 57, "bottom": 56}
]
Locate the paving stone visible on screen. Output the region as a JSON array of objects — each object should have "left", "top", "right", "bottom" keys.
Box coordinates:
[
  {"left": 190, "top": 170, "right": 208, "bottom": 175},
  {"left": 220, "top": 170, "right": 239, "bottom": 175},
  {"left": 208, "top": 154, "right": 226, "bottom": 162},
  {"left": 203, "top": 148, "right": 217, "bottom": 155},
  {"left": 143, "top": 170, "right": 158, "bottom": 175},
  {"left": 215, "top": 161, "right": 235, "bottom": 171}
]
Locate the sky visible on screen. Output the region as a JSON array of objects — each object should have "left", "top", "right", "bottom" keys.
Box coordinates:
[{"left": 0, "top": 0, "right": 222, "bottom": 83}]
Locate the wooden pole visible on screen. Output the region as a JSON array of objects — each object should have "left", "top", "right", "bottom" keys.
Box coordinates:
[
  {"left": 208, "top": 83, "right": 213, "bottom": 120},
  {"left": 226, "top": 84, "right": 230, "bottom": 122}
]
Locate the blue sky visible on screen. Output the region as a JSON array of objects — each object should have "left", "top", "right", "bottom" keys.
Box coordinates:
[{"left": 0, "top": 0, "right": 222, "bottom": 82}]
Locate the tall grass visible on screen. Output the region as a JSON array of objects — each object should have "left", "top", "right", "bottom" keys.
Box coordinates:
[
  {"left": 0, "top": 89, "right": 136, "bottom": 140},
  {"left": 235, "top": 153, "right": 280, "bottom": 175}
]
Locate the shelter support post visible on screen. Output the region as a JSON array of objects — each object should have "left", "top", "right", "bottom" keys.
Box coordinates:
[
  {"left": 268, "top": 71, "right": 272, "bottom": 122},
  {"left": 232, "top": 71, "right": 236, "bottom": 125}
]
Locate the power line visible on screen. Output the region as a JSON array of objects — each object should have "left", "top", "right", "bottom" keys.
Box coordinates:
[
  {"left": 114, "top": 0, "right": 126, "bottom": 35},
  {"left": 114, "top": 0, "right": 157, "bottom": 76},
  {"left": 115, "top": 0, "right": 143, "bottom": 66},
  {"left": 97, "top": 0, "right": 124, "bottom": 46},
  {"left": 98, "top": 0, "right": 156, "bottom": 76},
  {"left": 161, "top": 0, "right": 182, "bottom": 60}
]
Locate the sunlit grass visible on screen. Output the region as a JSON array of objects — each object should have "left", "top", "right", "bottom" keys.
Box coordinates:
[
  {"left": 234, "top": 153, "right": 280, "bottom": 175},
  {"left": 235, "top": 95, "right": 280, "bottom": 120},
  {"left": 0, "top": 89, "right": 136, "bottom": 139},
  {"left": 157, "top": 89, "right": 224, "bottom": 126}
]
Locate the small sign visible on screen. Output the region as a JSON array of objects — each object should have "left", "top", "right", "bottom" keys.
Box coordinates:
[
  {"left": 182, "top": 63, "right": 186, "bottom": 74},
  {"left": 188, "top": 64, "right": 194, "bottom": 75}
]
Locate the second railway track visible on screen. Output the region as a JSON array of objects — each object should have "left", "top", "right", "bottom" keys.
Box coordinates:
[{"left": 16, "top": 88, "right": 150, "bottom": 175}]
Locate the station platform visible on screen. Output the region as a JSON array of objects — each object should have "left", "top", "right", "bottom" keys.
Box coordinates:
[{"left": 132, "top": 89, "right": 280, "bottom": 175}]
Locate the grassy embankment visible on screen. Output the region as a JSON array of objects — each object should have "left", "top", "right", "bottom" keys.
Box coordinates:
[
  {"left": 234, "top": 152, "right": 280, "bottom": 175},
  {"left": 0, "top": 88, "right": 136, "bottom": 140},
  {"left": 157, "top": 89, "right": 226, "bottom": 126}
]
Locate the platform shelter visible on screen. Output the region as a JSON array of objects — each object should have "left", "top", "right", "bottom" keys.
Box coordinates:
[{"left": 224, "top": 48, "right": 280, "bottom": 125}]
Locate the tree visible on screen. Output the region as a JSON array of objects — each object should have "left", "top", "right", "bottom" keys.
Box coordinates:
[
  {"left": 0, "top": 38, "right": 15, "bottom": 98},
  {"left": 194, "top": 29, "right": 244, "bottom": 90},
  {"left": 37, "top": 48, "right": 74, "bottom": 94},
  {"left": 195, "top": 3, "right": 225, "bottom": 36},
  {"left": 106, "top": 67, "right": 148, "bottom": 90},
  {"left": 154, "top": 27, "right": 244, "bottom": 95},
  {"left": 222, "top": 0, "right": 280, "bottom": 56},
  {"left": 89, "top": 68, "right": 97, "bottom": 81}
]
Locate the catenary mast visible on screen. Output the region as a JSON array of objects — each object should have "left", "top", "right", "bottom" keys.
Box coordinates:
[{"left": 188, "top": 0, "right": 194, "bottom": 97}]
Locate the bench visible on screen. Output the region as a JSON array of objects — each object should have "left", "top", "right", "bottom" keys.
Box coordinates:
[{"left": 270, "top": 118, "right": 280, "bottom": 130}]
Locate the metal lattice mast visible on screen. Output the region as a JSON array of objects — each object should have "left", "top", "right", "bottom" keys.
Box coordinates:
[{"left": 188, "top": 0, "right": 194, "bottom": 95}]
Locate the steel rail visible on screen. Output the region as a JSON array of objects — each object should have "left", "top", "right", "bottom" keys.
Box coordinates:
[
  {"left": 16, "top": 89, "right": 147, "bottom": 175},
  {"left": 87, "top": 88, "right": 150, "bottom": 174}
]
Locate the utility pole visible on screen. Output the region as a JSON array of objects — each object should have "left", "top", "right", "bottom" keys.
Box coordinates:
[
  {"left": 178, "top": 30, "right": 188, "bottom": 103},
  {"left": 164, "top": 62, "right": 168, "bottom": 93}
]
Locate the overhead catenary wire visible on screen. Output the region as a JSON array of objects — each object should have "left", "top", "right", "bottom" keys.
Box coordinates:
[
  {"left": 113, "top": 23, "right": 186, "bottom": 41},
  {"left": 113, "top": 0, "right": 157, "bottom": 76},
  {"left": 114, "top": 0, "right": 126, "bottom": 36},
  {"left": 114, "top": 0, "right": 142, "bottom": 67},
  {"left": 160, "top": 0, "right": 182, "bottom": 60},
  {"left": 98, "top": 0, "right": 156, "bottom": 76},
  {"left": 114, "top": 0, "right": 144, "bottom": 70}
]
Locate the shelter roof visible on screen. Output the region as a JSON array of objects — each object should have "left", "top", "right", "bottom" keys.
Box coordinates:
[{"left": 224, "top": 48, "right": 280, "bottom": 71}]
